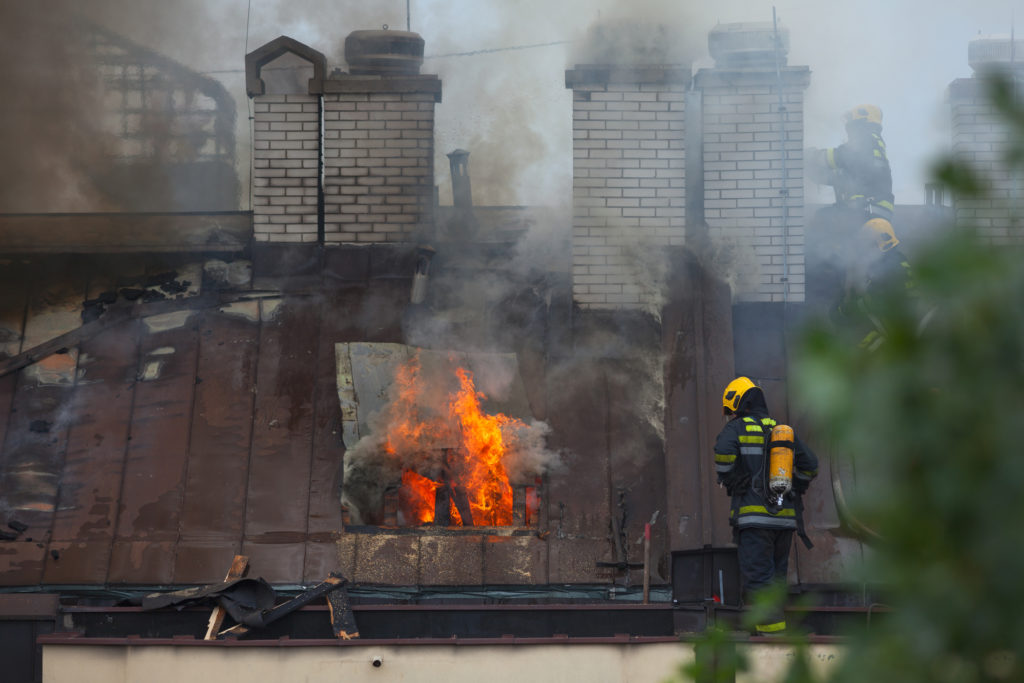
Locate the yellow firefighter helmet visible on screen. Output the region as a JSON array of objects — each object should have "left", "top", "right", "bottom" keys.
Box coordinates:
[
  {"left": 844, "top": 104, "right": 883, "bottom": 127},
  {"left": 864, "top": 218, "right": 900, "bottom": 252},
  {"left": 722, "top": 376, "right": 757, "bottom": 415}
]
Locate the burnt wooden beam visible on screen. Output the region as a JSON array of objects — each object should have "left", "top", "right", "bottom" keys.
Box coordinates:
[
  {"left": 0, "top": 291, "right": 300, "bottom": 379},
  {"left": 203, "top": 555, "right": 249, "bottom": 640},
  {"left": 218, "top": 572, "right": 351, "bottom": 639},
  {"left": 0, "top": 305, "right": 133, "bottom": 378},
  {"left": 326, "top": 581, "right": 360, "bottom": 639},
  {"left": 450, "top": 484, "right": 474, "bottom": 527},
  {"left": 433, "top": 484, "right": 452, "bottom": 526}
]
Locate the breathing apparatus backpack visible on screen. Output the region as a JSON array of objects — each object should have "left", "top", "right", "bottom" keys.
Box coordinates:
[
  {"left": 765, "top": 423, "right": 813, "bottom": 549},
  {"left": 767, "top": 424, "right": 795, "bottom": 510}
]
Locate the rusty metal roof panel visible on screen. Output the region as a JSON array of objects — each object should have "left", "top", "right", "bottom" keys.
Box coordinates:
[
  {"left": 115, "top": 317, "right": 199, "bottom": 546},
  {"left": 241, "top": 541, "right": 307, "bottom": 585},
  {"left": 302, "top": 540, "right": 342, "bottom": 585},
  {"left": 108, "top": 540, "right": 176, "bottom": 584},
  {"left": 172, "top": 541, "right": 242, "bottom": 585},
  {"left": 179, "top": 308, "right": 259, "bottom": 543},
  {"left": 543, "top": 361, "right": 611, "bottom": 540},
  {"left": 306, "top": 291, "right": 357, "bottom": 538},
  {"left": 244, "top": 298, "right": 319, "bottom": 540},
  {"left": 51, "top": 321, "right": 139, "bottom": 545}
]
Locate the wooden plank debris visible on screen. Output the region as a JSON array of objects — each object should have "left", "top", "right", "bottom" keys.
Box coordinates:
[
  {"left": 218, "top": 572, "right": 353, "bottom": 639},
  {"left": 0, "top": 291, "right": 300, "bottom": 379},
  {"left": 204, "top": 555, "right": 250, "bottom": 640},
  {"left": 326, "top": 579, "right": 360, "bottom": 639}
]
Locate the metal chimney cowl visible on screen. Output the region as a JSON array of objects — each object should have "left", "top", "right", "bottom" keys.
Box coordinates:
[
  {"left": 968, "top": 35, "right": 1024, "bottom": 75},
  {"left": 708, "top": 22, "right": 789, "bottom": 68},
  {"left": 344, "top": 29, "right": 425, "bottom": 76}
]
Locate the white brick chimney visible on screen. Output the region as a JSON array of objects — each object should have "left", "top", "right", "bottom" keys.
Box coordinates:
[
  {"left": 694, "top": 23, "right": 810, "bottom": 303},
  {"left": 565, "top": 65, "right": 689, "bottom": 310},
  {"left": 245, "top": 34, "right": 441, "bottom": 245},
  {"left": 947, "top": 36, "right": 1024, "bottom": 245}
]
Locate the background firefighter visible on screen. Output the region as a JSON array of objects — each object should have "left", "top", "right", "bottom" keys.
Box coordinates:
[
  {"left": 806, "top": 104, "right": 895, "bottom": 310},
  {"left": 830, "top": 217, "right": 916, "bottom": 352},
  {"left": 713, "top": 377, "right": 818, "bottom": 635}
]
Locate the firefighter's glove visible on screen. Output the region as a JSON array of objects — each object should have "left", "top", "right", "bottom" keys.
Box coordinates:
[
  {"left": 792, "top": 477, "right": 810, "bottom": 495},
  {"left": 724, "top": 472, "right": 751, "bottom": 497}
]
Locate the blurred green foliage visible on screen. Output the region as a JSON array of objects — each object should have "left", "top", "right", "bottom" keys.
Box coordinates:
[
  {"left": 792, "top": 70, "right": 1024, "bottom": 683},
  {"left": 673, "top": 71, "right": 1024, "bottom": 683}
]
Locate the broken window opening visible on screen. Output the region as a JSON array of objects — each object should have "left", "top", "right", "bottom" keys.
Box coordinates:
[{"left": 338, "top": 343, "right": 551, "bottom": 535}]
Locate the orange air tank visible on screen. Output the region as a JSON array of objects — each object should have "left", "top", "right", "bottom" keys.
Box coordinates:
[{"left": 769, "top": 424, "right": 794, "bottom": 499}]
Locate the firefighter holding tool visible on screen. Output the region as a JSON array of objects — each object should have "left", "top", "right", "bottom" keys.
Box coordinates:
[{"left": 713, "top": 376, "right": 818, "bottom": 635}]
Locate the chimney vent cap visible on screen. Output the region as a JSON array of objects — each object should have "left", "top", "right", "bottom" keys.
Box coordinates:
[
  {"left": 344, "top": 30, "right": 425, "bottom": 76},
  {"left": 968, "top": 35, "right": 1024, "bottom": 74},
  {"left": 708, "top": 22, "right": 789, "bottom": 68}
]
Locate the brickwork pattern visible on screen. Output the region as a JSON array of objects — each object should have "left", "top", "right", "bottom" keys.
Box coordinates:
[
  {"left": 322, "top": 92, "right": 436, "bottom": 243},
  {"left": 699, "top": 79, "right": 807, "bottom": 303},
  {"left": 949, "top": 83, "right": 1022, "bottom": 245},
  {"left": 252, "top": 94, "right": 321, "bottom": 243},
  {"left": 570, "top": 83, "right": 687, "bottom": 309}
]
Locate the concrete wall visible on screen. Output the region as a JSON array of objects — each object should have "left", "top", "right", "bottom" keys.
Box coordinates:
[
  {"left": 566, "top": 66, "right": 689, "bottom": 310},
  {"left": 42, "top": 641, "right": 844, "bottom": 683}
]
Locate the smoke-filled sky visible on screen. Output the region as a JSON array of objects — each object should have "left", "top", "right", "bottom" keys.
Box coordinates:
[{"left": 2, "top": 0, "right": 1019, "bottom": 212}]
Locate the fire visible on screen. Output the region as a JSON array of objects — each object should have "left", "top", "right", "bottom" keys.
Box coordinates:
[
  {"left": 400, "top": 470, "right": 439, "bottom": 525},
  {"left": 449, "top": 367, "right": 515, "bottom": 526},
  {"left": 387, "top": 354, "right": 523, "bottom": 526}
]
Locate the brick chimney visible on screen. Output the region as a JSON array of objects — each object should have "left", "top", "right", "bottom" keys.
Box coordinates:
[
  {"left": 694, "top": 22, "right": 810, "bottom": 303},
  {"left": 245, "top": 32, "right": 441, "bottom": 245},
  {"left": 565, "top": 65, "right": 690, "bottom": 310},
  {"left": 947, "top": 35, "right": 1024, "bottom": 245},
  {"left": 245, "top": 37, "right": 327, "bottom": 244}
]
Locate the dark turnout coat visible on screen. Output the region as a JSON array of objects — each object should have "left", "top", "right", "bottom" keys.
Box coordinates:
[
  {"left": 808, "top": 121, "right": 894, "bottom": 216},
  {"left": 713, "top": 389, "right": 818, "bottom": 530}
]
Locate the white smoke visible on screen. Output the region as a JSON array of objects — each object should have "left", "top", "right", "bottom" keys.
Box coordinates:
[{"left": 12, "top": 0, "right": 1019, "bottom": 213}]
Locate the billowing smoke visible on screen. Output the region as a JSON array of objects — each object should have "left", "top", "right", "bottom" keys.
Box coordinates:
[
  {"left": 0, "top": 1, "right": 244, "bottom": 213},
  {"left": 5, "top": 1, "right": 1019, "bottom": 213},
  {"left": 0, "top": 4, "right": 112, "bottom": 212}
]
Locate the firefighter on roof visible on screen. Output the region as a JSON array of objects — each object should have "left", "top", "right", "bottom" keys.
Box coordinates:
[
  {"left": 808, "top": 104, "right": 894, "bottom": 222},
  {"left": 714, "top": 377, "right": 818, "bottom": 635},
  {"left": 806, "top": 104, "right": 896, "bottom": 310},
  {"left": 831, "top": 217, "right": 916, "bottom": 352}
]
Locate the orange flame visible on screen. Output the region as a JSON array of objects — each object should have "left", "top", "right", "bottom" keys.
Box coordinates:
[
  {"left": 387, "top": 355, "right": 524, "bottom": 526},
  {"left": 400, "top": 469, "right": 439, "bottom": 524},
  {"left": 448, "top": 367, "right": 515, "bottom": 526}
]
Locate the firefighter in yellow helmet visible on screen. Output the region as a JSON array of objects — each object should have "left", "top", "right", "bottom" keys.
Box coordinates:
[
  {"left": 806, "top": 105, "right": 895, "bottom": 310},
  {"left": 831, "top": 218, "right": 916, "bottom": 351},
  {"left": 714, "top": 377, "right": 818, "bottom": 635},
  {"left": 808, "top": 105, "right": 894, "bottom": 221}
]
